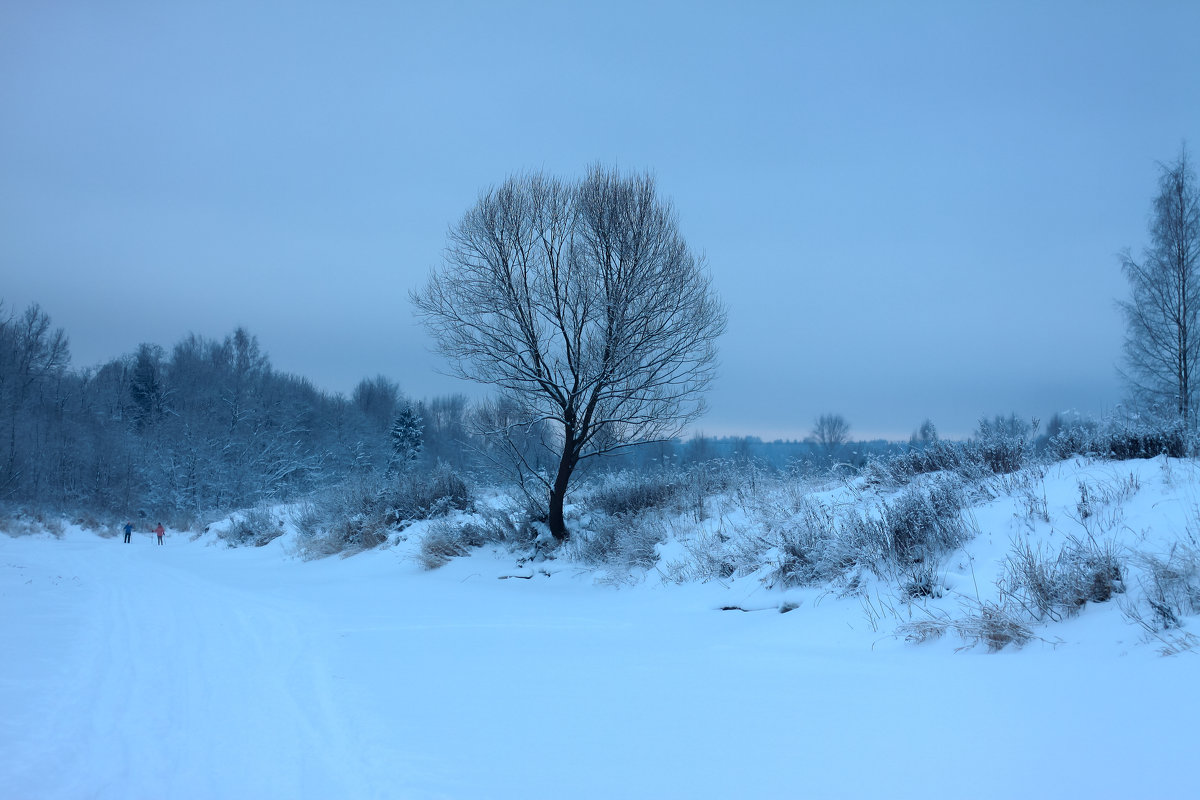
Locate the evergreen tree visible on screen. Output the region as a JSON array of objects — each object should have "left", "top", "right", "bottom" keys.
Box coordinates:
[{"left": 389, "top": 403, "right": 424, "bottom": 472}]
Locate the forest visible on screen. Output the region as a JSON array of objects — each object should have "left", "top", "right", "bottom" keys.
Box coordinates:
[{"left": 0, "top": 298, "right": 897, "bottom": 525}]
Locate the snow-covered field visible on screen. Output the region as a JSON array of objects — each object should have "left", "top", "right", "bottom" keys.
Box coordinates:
[{"left": 3, "top": 458, "right": 1198, "bottom": 799}]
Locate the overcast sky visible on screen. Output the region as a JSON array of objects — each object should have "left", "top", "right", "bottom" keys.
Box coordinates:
[{"left": 3, "top": 1, "right": 1199, "bottom": 440}]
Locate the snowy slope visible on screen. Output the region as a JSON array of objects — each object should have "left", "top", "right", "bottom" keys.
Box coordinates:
[{"left": 2, "top": 458, "right": 1198, "bottom": 799}]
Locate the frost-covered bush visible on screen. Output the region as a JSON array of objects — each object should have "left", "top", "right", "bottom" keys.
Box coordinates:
[
  {"left": 290, "top": 481, "right": 387, "bottom": 556},
  {"left": 667, "top": 528, "right": 767, "bottom": 584},
  {"left": 971, "top": 415, "right": 1033, "bottom": 474},
  {"left": 418, "top": 519, "right": 478, "bottom": 570},
  {"left": 863, "top": 439, "right": 982, "bottom": 486},
  {"left": 1001, "top": 535, "right": 1125, "bottom": 622},
  {"left": 901, "top": 562, "right": 945, "bottom": 599},
  {"left": 1133, "top": 545, "right": 1200, "bottom": 630},
  {"left": 899, "top": 601, "right": 1035, "bottom": 652},
  {"left": 580, "top": 471, "right": 682, "bottom": 517},
  {"left": 760, "top": 497, "right": 852, "bottom": 588},
  {"left": 0, "top": 511, "right": 66, "bottom": 539},
  {"left": 863, "top": 436, "right": 1028, "bottom": 487},
  {"left": 673, "top": 475, "right": 969, "bottom": 590},
  {"left": 1045, "top": 411, "right": 1186, "bottom": 460},
  {"left": 1095, "top": 415, "right": 1187, "bottom": 460},
  {"left": 292, "top": 500, "right": 323, "bottom": 540},
  {"left": 220, "top": 506, "right": 284, "bottom": 547},
  {"left": 863, "top": 419, "right": 1034, "bottom": 489},
  {"left": 419, "top": 521, "right": 470, "bottom": 569},
  {"left": 578, "top": 462, "right": 739, "bottom": 522},
  {"left": 567, "top": 512, "right": 667, "bottom": 570},
  {"left": 418, "top": 509, "right": 532, "bottom": 570},
  {"left": 974, "top": 433, "right": 1028, "bottom": 475},
  {"left": 1046, "top": 420, "right": 1098, "bottom": 460},
  {"left": 294, "top": 463, "right": 473, "bottom": 557},
  {"left": 845, "top": 476, "right": 970, "bottom": 569},
  {"left": 383, "top": 463, "right": 472, "bottom": 523}
]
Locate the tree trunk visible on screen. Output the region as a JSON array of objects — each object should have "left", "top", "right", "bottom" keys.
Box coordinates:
[{"left": 547, "top": 444, "right": 576, "bottom": 542}]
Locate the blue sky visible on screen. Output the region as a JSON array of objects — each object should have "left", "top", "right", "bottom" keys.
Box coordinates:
[{"left": 3, "top": 1, "right": 1199, "bottom": 439}]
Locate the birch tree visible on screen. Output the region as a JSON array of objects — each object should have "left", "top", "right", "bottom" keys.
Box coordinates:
[{"left": 1120, "top": 145, "right": 1200, "bottom": 424}]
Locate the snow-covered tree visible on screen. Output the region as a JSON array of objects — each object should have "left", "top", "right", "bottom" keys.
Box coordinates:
[{"left": 388, "top": 403, "right": 424, "bottom": 472}]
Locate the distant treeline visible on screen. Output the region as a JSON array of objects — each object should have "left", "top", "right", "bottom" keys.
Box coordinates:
[
  {"left": 1, "top": 300, "right": 1063, "bottom": 525},
  {"left": 596, "top": 435, "right": 900, "bottom": 473},
  {"left": 0, "top": 301, "right": 487, "bottom": 521}
]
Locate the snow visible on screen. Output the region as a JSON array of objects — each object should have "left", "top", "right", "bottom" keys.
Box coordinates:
[{"left": 3, "top": 458, "right": 1198, "bottom": 799}]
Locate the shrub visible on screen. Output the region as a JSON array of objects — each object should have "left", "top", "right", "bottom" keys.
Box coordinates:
[
  {"left": 667, "top": 473, "right": 972, "bottom": 590},
  {"left": 669, "top": 528, "right": 767, "bottom": 584},
  {"left": 568, "top": 512, "right": 668, "bottom": 571},
  {"left": 293, "top": 463, "right": 473, "bottom": 558},
  {"left": 1047, "top": 421, "right": 1097, "bottom": 460},
  {"left": 1098, "top": 415, "right": 1186, "bottom": 459},
  {"left": 220, "top": 506, "right": 284, "bottom": 547},
  {"left": 970, "top": 602, "right": 1036, "bottom": 651},
  {"left": 580, "top": 471, "right": 682, "bottom": 517},
  {"left": 292, "top": 500, "right": 322, "bottom": 541},
  {"left": 975, "top": 434, "right": 1027, "bottom": 475},
  {"left": 418, "top": 519, "right": 476, "bottom": 569},
  {"left": 384, "top": 462, "right": 472, "bottom": 523},
  {"left": 417, "top": 508, "right": 532, "bottom": 570},
  {"left": 1002, "top": 535, "right": 1125, "bottom": 622},
  {"left": 845, "top": 476, "right": 970, "bottom": 569},
  {"left": 761, "top": 498, "right": 851, "bottom": 588},
  {"left": 579, "top": 462, "right": 741, "bottom": 520},
  {"left": 863, "top": 439, "right": 980, "bottom": 486},
  {"left": 899, "top": 601, "right": 1036, "bottom": 652},
  {"left": 1133, "top": 544, "right": 1200, "bottom": 630},
  {"left": 1047, "top": 411, "right": 1186, "bottom": 460},
  {"left": 0, "top": 511, "right": 67, "bottom": 538},
  {"left": 863, "top": 436, "right": 1027, "bottom": 487},
  {"left": 901, "top": 562, "right": 945, "bottom": 599}
]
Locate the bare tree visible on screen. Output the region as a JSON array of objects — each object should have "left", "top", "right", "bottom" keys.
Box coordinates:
[
  {"left": 0, "top": 302, "right": 70, "bottom": 496},
  {"left": 1120, "top": 145, "right": 1200, "bottom": 424},
  {"left": 413, "top": 167, "right": 726, "bottom": 541},
  {"left": 352, "top": 375, "right": 402, "bottom": 432},
  {"left": 811, "top": 413, "right": 850, "bottom": 464}
]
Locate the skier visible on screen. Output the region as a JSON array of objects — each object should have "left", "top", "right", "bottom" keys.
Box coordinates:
[
  {"left": 154, "top": 523, "right": 165, "bottom": 545},
  {"left": 123, "top": 522, "right": 133, "bottom": 544}
]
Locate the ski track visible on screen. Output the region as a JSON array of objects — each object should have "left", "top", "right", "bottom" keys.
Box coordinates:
[{"left": 1, "top": 538, "right": 383, "bottom": 800}]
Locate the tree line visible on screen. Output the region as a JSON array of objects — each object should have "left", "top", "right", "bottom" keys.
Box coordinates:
[
  {"left": 0, "top": 305, "right": 483, "bottom": 523},
  {"left": 0, "top": 296, "right": 918, "bottom": 524}
]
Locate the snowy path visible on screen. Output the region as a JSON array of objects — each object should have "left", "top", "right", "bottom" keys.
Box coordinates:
[
  {"left": 3, "top": 527, "right": 1198, "bottom": 799},
  {"left": 2, "top": 536, "right": 375, "bottom": 799}
]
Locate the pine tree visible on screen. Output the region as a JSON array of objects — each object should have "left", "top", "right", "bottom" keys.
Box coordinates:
[{"left": 388, "top": 404, "right": 424, "bottom": 472}]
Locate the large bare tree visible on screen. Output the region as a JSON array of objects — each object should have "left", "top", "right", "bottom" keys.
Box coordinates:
[
  {"left": 1120, "top": 145, "right": 1200, "bottom": 423},
  {"left": 413, "top": 167, "right": 726, "bottom": 540}
]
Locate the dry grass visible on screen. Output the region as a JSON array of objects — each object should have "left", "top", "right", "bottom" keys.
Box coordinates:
[{"left": 898, "top": 601, "right": 1045, "bottom": 653}]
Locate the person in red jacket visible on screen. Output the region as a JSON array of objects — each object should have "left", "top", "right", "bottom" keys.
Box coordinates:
[{"left": 154, "top": 523, "right": 165, "bottom": 545}]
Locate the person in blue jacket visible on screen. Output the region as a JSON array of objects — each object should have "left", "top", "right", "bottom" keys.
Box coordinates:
[{"left": 123, "top": 522, "right": 133, "bottom": 544}]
